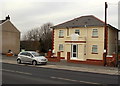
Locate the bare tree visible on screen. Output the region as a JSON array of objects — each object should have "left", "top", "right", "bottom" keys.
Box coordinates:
[
  {"left": 22, "top": 22, "right": 53, "bottom": 53},
  {"left": 40, "top": 23, "right": 53, "bottom": 52},
  {"left": 23, "top": 27, "right": 41, "bottom": 41}
]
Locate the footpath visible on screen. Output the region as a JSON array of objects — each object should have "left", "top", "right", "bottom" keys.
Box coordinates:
[{"left": 1, "top": 55, "right": 119, "bottom": 75}]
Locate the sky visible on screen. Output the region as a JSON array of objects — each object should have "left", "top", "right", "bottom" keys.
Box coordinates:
[{"left": 0, "top": 0, "right": 119, "bottom": 38}]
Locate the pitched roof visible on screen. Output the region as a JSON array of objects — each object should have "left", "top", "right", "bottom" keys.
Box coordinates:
[
  {"left": 0, "top": 15, "right": 10, "bottom": 24},
  {"left": 0, "top": 20, "right": 6, "bottom": 24},
  {"left": 0, "top": 18, "right": 20, "bottom": 33},
  {"left": 52, "top": 15, "right": 105, "bottom": 29}
]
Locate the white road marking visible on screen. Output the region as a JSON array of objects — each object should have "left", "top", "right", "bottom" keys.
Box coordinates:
[
  {"left": 2, "top": 69, "right": 32, "bottom": 75},
  {"left": 2, "top": 61, "right": 118, "bottom": 75},
  {"left": 51, "top": 76, "right": 100, "bottom": 84}
]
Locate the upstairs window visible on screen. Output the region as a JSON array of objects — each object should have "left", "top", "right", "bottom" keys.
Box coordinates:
[
  {"left": 92, "top": 29, "right": 98, "bottom": 38},
  {"left": 75, "top": 29, "right": 80, "bottom": 35},
  {"left": 59, "top": 30, "right": 64, "bottom": 38},
  {"left": 92, "top": 45, "right": 98, "bottom": 54}
]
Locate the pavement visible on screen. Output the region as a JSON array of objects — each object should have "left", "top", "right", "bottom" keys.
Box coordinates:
[{"left": 1, "top": 55, "right": 119, "bottom": 75}]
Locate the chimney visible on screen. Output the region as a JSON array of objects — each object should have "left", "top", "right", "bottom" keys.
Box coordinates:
[{"left": 5, "top": 15, "right": 10, "bottom": 20}]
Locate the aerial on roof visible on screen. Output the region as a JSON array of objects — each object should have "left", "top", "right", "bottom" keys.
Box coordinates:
[{"left": 52, "top": 15, "right": 106, "bottom": 29}]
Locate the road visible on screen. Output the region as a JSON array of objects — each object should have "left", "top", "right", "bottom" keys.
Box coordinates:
[
  {"left": 2, "top": 55, "right": 119, "bottom": 75},
  {"left": 2, "top": 62, "right": 119, "bottom": 85}
]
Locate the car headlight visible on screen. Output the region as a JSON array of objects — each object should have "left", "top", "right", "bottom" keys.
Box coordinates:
[{"left": 41, "top": 59, "right": 47, "bottom": 61}]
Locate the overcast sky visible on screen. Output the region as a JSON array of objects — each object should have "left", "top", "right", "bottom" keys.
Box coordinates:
[{"left": 0, "top": 0, "right": 119, "bottom": 38}]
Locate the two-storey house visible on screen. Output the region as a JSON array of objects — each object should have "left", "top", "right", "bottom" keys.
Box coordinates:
[
  {"left": 52, "top": 15, "right": 118, "bottom": 65},
  {"left": 0, "top": 15, "right": 20, "bottom": 55}
]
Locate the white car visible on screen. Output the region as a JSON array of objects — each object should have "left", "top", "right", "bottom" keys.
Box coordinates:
[{"left": 17, "top": 51, "right": 48, "bottom": 65}]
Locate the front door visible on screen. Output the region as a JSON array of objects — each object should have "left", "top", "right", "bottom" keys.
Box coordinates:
[{"left": 71, "top": 44, "right": 78, "bottom": 58}]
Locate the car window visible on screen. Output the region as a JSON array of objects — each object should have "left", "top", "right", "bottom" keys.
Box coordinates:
[
  {"left": 26, "top": 53, "right": 33, "bottom": 57},
  {"left": 20, "top": 52, "right": 27, "bottom": 56},
  {"left": 32, "top": 52, "right": 40, "bottom": 57}
]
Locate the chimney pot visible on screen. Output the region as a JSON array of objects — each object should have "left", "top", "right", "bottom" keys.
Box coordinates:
[{"left": 6, "top": 15, "right": 10, "bottom": 20}]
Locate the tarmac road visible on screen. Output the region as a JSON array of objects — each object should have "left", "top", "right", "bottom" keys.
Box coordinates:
[
  {"left": 2, "top": 63, "right": 119, "bottom": 85},
  {"left": 1, "top": 55, "right": 119, "bottom": 75}
]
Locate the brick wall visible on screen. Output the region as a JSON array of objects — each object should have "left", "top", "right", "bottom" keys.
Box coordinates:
[
  {"left": 67, "top": 52, "right": 104, "bottom": 66},
  {"left": 46, "top": 51, "right": 60, "bottom": 62}
]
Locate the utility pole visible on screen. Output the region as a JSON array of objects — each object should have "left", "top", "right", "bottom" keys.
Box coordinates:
[
  {"left": 104, "top": 2, "right": 108, "bottom": 66},
  {"left": 116, "top": 32, "right": 119, "bottom": 67}
]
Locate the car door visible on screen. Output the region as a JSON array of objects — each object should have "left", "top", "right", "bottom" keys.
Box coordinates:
[
  {"left": 26, "top": 53, "right": 33, "bottom": 63},
  {"left": 22, "top": 52, "right": 29, "bottom": 62},
  {"left": 19, "top": 52, "right": 27, "bottom": 62}
]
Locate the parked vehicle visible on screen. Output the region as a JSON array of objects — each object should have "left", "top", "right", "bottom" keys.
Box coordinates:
[{"left": 17, "top": 51, "right": 48, "bottom": 65}]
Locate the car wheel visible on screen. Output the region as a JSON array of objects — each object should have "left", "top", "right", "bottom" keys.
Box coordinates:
[
  {"left": 32, "top": 61, "right": 37, "bottom": 65},
  {"left": 17, "top": 59, "right": 21, "bottom": 64}
]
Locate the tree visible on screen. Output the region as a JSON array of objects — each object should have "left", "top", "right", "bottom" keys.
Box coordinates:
[
  {"left": 23, "top": 27, "right": 41, "bottom": 41},
  {"left": 40, "top": 23, "right": 53, "bottom": 53},
  {"left": 22, "top": 22, "right": 53, "bottom": 53}
]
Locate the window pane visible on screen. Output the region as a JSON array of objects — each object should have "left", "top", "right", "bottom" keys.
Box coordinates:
[
  {"left": 92, "top": 45, "right": 98, "bottom": 53},
  {"left": 75, "top": 29, "right": 80, "bottom": 35},
  {"left": 73, "top": 45, "right": 76, "bottom": 52},
  {"left": 73, "top": 53, "right": 76, "bottom": 57},
  {"left": 27, "top": 53, "right": 32, "bottom": 57},
  {"left": 59, "top": 30, "right": 64, "bottom": 37},
  {"left": 92, "top": 29, "right": 98, "bottom": 36},
  {"left": 59, "top": 44, "right": 63, "bottom": 51},
  {"left": 21, "top": 52, "right": 27, "bottom": 55}
]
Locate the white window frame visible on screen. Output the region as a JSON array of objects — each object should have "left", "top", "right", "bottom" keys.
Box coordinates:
[
  {"left": 59, "top": 44, "right": 64, "bottom": 51},
  {"left": 92, "top": 45, "right": 98, "bottom": 53},
  {"left": 71, "top": 44, "right": 78, "bottom": 58},
  {"left": 59, "top": 30, "right": 64, "bottom": 37},
  {"left": 92, "top": 29, "right": 98, "bottom": 37}
]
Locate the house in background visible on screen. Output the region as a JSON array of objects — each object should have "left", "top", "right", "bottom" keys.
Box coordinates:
[
  {"left": 52, "top": 15, "right": 118, "bottom": 66},
  {"left": 0, "top": 15, "right": 20, "bottom": 55}
]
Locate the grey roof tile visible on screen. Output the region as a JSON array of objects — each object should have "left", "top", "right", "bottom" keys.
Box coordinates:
[{"left": 52, "top": 15, "right": 105, "bottom": 29}]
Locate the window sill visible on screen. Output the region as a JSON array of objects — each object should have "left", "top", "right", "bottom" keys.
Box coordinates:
[
  {"left": 92, "top": 36, "right": 98, "bottom": 38},
  {"left": 71, "top": 57, "right": 78, "bottom": 60},
  {"left": 66, "top": 36, "right": 70, "bottom": 38},
  {"left": 91, "top": 52, "right": 98, "bottom": 54},
  {"left": 59, "top": 36, "right": 64, "bottom": 38},
  {"left": 79, "top": 36, "right": 82, "bottom": 37}
]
